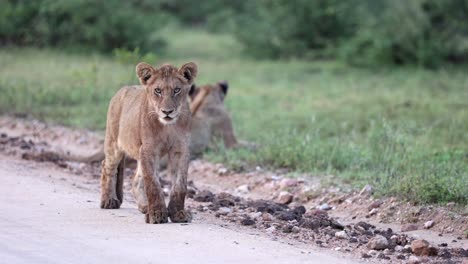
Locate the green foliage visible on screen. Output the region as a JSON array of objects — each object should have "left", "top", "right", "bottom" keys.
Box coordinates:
[
  {"left": 113, "top": 48, "right": 157, "bottom": 65},
  {"left": 231, "top": 0, "right": 352, "bottom": 59},
  {"left": 0, "top": 0, "right": 167, "bottom": 53},
  {"left": 342, "top": 0, "right": 468, "bottom": 67}
]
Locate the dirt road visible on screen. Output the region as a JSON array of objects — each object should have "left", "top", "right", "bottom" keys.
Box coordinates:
[{"left": 0, "top": 156, "right": 359, "bottom": 264}]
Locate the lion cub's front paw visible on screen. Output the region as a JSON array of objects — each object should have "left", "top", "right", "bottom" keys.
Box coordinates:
[
  {"left": 100, "top": 197, "right": 121, "bottom": 209},
  {"left": 145, "top": 209, "right": 169, "bottom": 224},
  {"left": 169, "top": 209, "right": 192, "bottom": 223}
]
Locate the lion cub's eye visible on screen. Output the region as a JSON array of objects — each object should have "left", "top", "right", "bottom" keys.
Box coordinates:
[
  {"left": 154, "top": 88, "right": 161, "bottom": 95},
  {"left": 174, "top": 88, "right": 181, "bottom": 94}
]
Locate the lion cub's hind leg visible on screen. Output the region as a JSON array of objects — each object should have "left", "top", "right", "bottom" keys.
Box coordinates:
[
  {"left": 131, "top": 162, "right": 148, "bottom": 214},
  {"left": 100, "top": 149, "right": 124, "bottom": 209}
]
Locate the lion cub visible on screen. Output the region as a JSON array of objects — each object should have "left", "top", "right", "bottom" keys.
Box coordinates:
[{"left": 100, "top": 62, "right": 198, "bottom": 224}]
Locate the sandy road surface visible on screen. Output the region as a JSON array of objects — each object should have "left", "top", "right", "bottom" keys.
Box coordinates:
[{"left": 0, "top": 156, "right": 360, "bottom": 264}]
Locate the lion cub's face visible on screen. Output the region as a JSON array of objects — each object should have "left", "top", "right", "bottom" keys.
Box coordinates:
[{"left": 136, "top": 62, "right": 198, "bottom": 125}]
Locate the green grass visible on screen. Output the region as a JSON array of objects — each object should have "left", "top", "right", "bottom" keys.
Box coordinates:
[{"left": 0, "top": 28, "right": 467, "bottom": 204}]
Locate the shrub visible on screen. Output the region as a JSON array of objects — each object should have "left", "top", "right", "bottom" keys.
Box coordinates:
[{"left": 0, "top": 0, "right": 168, "bottom": 53}]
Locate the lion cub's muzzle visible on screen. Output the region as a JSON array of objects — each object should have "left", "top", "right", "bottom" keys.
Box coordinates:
[{"left": 159, "top": 108, "right": 178, "bottom": 125}]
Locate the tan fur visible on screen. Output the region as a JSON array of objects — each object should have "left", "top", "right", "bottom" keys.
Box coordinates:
[
  {"left": 100, "top": 61, "right": 198, "bottom": 224},
  {"left": 189, "top": 81, "right": 239, "bottom": 156}
]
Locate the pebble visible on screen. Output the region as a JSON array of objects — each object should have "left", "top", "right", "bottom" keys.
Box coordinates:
[
  {"left": 248, "top": 212, "right": 262, "bottom": 219},
  {"left": 240, "top": 218, "right": 255, "bottom": 226},
  {"left": 408, "top": 256, "right": 420, "bottom": 264},
  {"left": 334, "top": 230, "right": 348, "bottom": 239},
  {"left": 395, "top": 245, "right": 404, "bottom": 252},
  {"left": 368, "top": 200, "right": 383, "bottom": 210},
  {"left": 277, "top": 191, "right": 293, "bottom": 204},
  {"left": 265, "top": 226, "right": 276, "bottom": 233},
  {"left": 361, "top": 253, "right": 372, "bottom": 258},
  {"left": 291, "top": 226, "right": 300, "bottom": 234},
  {"left": 317, "top": 203, "right": 331, "bottom": 211},
  {"left": 217, "top": 207, "right": 232, "bottom": 215},
  {"left": 368, "top": 208, "right": 379, "bottom": 216},
  {"left": 235, "top": 184, "right": 250, "bottom": 195},
  {"left": 423, "top": 220, "right": 434, "bottom": 229},
  {"left": 367, "top": 235, "right": 389, "bottom": 250},
  {"left": 217, "top": 167, "right": 228, "bottom": 175},
  {"left": 411, "top": 239, "right": 438, "bottom": 256}
]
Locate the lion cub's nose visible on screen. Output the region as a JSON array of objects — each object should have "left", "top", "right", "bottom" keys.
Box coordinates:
[{"left": 161, "top": 109, "right": 174, "bottom": 115}]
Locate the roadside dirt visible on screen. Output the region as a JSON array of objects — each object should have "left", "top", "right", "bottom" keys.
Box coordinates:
[{"left": 0, "top": 115, "right": 467, "bottom": 263}]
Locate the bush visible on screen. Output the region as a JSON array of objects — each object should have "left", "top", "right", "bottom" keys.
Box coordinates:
[
  {"left": 231, "top": 0, "right": 353, "bottom": 59},
  {"left": 0, "top": 0, "right": 168, "bottom": 53},
  {"left": 342, "top": 0, "right": 468, "bottom": 67}
]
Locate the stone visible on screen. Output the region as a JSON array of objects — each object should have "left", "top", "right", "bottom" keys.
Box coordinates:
[
  {"left": 367, "top": 235, "right": 389, "bottom": 250},
  {"left": 368, "top": 208, "right": 379, "bottom": 216},
  {"left": 248, "top": 212, "right": 262, "bottom": 219},
  {"left": 265, "top": 226, "right": 276, "bottom": 233},
  {"left": 217, "top": 167, "right": 228, "bottom": 175},
  {"left": 318, "top": 203, "right": 331, "bottom": 211},
  {"left": 361, "top": 253, "right": 372, "bottom": 258},
  {"left": 235, "top": 184, "right": 250, "bottom": 195},
  {"left": 193, "top": 190, "right": 215, "bottom": 202},
  {"left": 423, "top": 220, "right": 434, "bottom": 229},
  {"left": 408, "top": 256, "right": 420, "bottom": 264},
  {"left": 395, "top": 245, "right": 404, "bottom": 252},
  {"left": 217, "top": 207, "right": 232, "bottom": 216},
  {"left": 368, "top": 200, "right": 383, "bottom": 210},
  {"left": 334, "top": 230, "right": 348, "bottom": 239},
  {"left": 277, "top": 191, "right": 294, "bottom": 205},
  {"left": 240, "top": 218, "right": 255, "bottom": 226},
  {"left": 291, "top": 226, "right": 300, "bottom": 234},
  {"left": 401, "top": 224, "right": 419, "bottom": 232},
  {"left": 411, "top": 239, "right": 438, "bottom": 256}
]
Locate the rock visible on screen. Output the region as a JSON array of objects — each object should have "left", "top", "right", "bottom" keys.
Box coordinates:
[
  {"left": 367, "top": 235, "right": 389, "bottom": 250},
  {"left": 240, "top": 218, "right": 255, "bottom": 226},
  {"left": 423, "top": 220, "right": 434, "bottom": 229},
  {"left": 401, "top": 224, "right": 419, "bottom": 232},
  {"left": 408, "top": 256, "right": 420, "bottom": 264},
  {"left": 248, "top": 212, "right": 262, "bottom": 219},
  {"left": 193, "top": 190, "right": 215, "bottom": 202},
  {"left": 318, "top": 203, "right": 331, "bottom": 211},
  {"left": 217, "top": 207, "right": 232, "bottom": 216},
  {"left": 359, "top": 184, "right": 373, "bottom": 196},
  {"left": 335, "top": 230, "right": 348, "bottom": 239},
  {"left": 349, "top": 237, "right": 358, "bottom": 243},
  {"left": 265, "top": 226, "right": 276, "bottom": 233},
  {"left": 261, "top": 212, "right": 273, "bottom": 221},
  {"left": 368, "top": 200, "right": 383, "bottom": 210},
  {"left": 217, "top": 167, "right": 228, "bottom": 175},
  {"left": 368, "top": 208, "right": 379, "bottom": 216},
  {"left": 368, "top": 250, "right": 378, "bottom": 255},
  {"left": 277, "top": 191, "right": 294, "bottom": 204},
  {"left": 396, "top": 254, "right": 406, "bottom": 260},
  {"left": 361, "top": 253, "right": 372, "bottom": 258},
  {"left": 395, "top": 245, "right": 404, "bottom": 252},
  {"left": 291, "top": 226, "right": 300, "bottom": 234},
  {"left": 411, "top": 239, "right": 438, "bottom": 256},
  {"left": 235, "top": 184, "right": 250, "bottom": 195}
]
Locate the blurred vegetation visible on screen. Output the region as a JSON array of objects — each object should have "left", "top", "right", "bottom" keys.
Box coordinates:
[{"left": 1, "top": 0, "right": 467, "bottom": 66}]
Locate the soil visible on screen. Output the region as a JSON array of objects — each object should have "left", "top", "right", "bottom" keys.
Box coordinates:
[{"left": 0, "top": 115, "right": 467, "bottom": 263}]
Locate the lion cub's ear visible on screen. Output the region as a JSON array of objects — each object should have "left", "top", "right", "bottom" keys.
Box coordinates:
[
  {"left": 136, "top": 62, "right": 156, "bottom": 85},
  {"left": 188, "top": 84, "right": 199, "bottom": 101},
  {"left": 218, "top": 80, "right": 229, "bottom": 96},
  {"left": 178, "top": 62, "right": 198, "bottom": 84}
]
